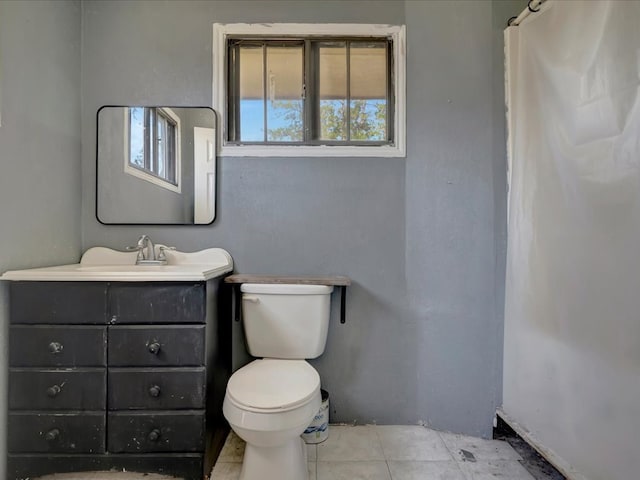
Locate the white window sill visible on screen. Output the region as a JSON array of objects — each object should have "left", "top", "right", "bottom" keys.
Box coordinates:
[
  {"left": 124, "top": 165, "right": 181, "bottom": 193},
  {"left": 219, "top": 144, "right": 405, "bottom": 158}
]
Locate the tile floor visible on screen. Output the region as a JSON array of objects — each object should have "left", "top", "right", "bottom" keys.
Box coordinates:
[
  {"left": 36, "top": 474, "right": 177, "bottom": 479},
  {"left": 211, "top": 425, "right": 537, "bottom": 480}
]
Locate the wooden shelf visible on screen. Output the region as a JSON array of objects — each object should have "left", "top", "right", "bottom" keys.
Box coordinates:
[
  {"left": 225, "top": 274, "right": 351, "bottom": 286},
  {"left": 225, "top": 274, "right": 351, "bottom": 324}
]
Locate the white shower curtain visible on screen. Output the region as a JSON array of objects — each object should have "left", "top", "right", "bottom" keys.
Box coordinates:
[{"left": 503, "top": 1, "right": 640, "bottom": 479}]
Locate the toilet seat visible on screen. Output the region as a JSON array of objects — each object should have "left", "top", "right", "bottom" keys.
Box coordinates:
[{"left": 227, "top": 359, "right": 320, "bottom": 413}]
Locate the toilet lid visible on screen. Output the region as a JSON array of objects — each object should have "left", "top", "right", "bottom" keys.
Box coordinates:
[{"left": 227, "top": 359, "right": 320, "bottom": 411}]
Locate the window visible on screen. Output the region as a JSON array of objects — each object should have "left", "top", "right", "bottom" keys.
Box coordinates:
[
  {"left": 125, "top": 107, "right": 181, "bottom": 192},
  {"left": 213, "top": 24, "right": 406, "bottom": 157}
]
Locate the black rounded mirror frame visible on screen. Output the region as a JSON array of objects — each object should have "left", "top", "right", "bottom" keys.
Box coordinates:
[{"left": 96, "top": 105, "right": 218, "bottom": 225}]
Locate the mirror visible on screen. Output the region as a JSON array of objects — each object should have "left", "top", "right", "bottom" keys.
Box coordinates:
[{"left": 97, "top": 106, "right": 217, "bottom": 225}]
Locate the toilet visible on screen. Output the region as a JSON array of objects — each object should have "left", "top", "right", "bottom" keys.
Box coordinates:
[{"left": 222, "top": 283, "right": 334, "bottom": 480}]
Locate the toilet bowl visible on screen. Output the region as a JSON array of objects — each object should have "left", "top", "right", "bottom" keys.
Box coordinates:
[
  {"left": 223, "top": 359, "right": 321, "bottom": 480},
  {"left": 222, "top": 283, "right": 333, "bottom": 480}
]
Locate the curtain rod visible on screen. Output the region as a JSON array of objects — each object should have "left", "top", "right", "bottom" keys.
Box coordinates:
[{"left": 508, "top": 0, "right": 547, "bottom": 26}]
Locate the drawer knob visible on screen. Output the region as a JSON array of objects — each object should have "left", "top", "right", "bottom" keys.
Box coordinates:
[
  {"left": 147, "top": 428, "right": 161, "bottom": 442},
  {"left": 48, "top": 342, "right": 64, "bottom": 354},
  {"left": 148, "top": 342, "right": 161, "bottom": 355},
  {"left": 45, "top": 428, "right": 60, "bottom": 442},
  {"left": 148, "top": 385, "right": 161, "bottom": 397},
  {"left": 46, "top": 384, "right": 62, "bottom": 397}
]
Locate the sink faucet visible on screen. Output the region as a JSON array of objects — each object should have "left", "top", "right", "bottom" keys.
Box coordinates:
[
  {"left": 137, "top": 235, "right": 156, "bottom": 262},
  {"left": 127, "top": 235, "right": 175, "bottom": 265},
  {"left": 127, "top": 235, "right": 160, "bottom": 264}
]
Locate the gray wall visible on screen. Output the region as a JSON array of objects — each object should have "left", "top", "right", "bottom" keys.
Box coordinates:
[
  {"left": 404, "top": 0, "right": 511, "bottom": 435},
  {"left": 0, "top": 0, "right": 83, "bottom": 475},
  {"left": 77, "top": 0, "right": 523, "bottom": 437}
]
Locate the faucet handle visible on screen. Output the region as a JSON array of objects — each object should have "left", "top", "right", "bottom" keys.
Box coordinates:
[
  {"left": 126, "top": 245, "right": 145, "bottom": 261},
  {"left": 158, "top": 246, "right": 176, "bottom": 262}
]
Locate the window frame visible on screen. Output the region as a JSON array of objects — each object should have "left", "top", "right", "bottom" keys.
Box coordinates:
[
  {"left": 213, "top": 23, "right": 406, "bottom": 158},
  {"left": 124, "top": 107, "right": 182, "bottom": 193}
]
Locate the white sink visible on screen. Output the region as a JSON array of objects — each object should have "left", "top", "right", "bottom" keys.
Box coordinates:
[{"left": 1, "top": 246, "right": 233, "bottom": 282}]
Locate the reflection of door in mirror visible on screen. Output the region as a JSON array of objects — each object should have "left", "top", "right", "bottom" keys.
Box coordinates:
[
  {"left": 97, "top": 106, "right": 217, "bottom": 225},
  {"left": 194, "top": 127, "right": 216, "bottom": 224}
]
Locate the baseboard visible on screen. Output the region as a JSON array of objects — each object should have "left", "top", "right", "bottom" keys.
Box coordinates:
[{"left": 496, "top": 408, "right": 588, "bottom": 480}]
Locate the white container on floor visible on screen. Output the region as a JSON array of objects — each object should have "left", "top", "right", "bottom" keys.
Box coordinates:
[{"left": 302, "top": 389, "right": 329, "bottom": 444}]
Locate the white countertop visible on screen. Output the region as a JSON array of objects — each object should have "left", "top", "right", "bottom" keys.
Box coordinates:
[{"left": 1, "top": 247, "right": 233, "bottom": 282}]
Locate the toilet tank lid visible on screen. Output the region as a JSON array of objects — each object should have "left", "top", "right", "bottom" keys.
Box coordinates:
[
  {"left": 227, "top": 359, "right": 320, "bottom": 411},
  {"left": 241, "top": 283, "right": 333, "bottom": 295}
]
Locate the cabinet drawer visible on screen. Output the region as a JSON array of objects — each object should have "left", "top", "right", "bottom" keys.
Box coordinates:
[
  {"left": 108, "top": 325, "right": 205, "bottom": 366},
  {"left": 108, "top": 411, "right": 205, "bottom": 453},
  {"left": 109, "top": 283, "right": 205, "bottom": 324},
  {"left": 10, "top": 282, "right": 108, "bottom": 324},
  {"left": 9, "top": 369, "right": 106, "bottom": 410},
  {"left": 10, "top": 325, "right": 107, "bottom": 367},
  {"left": 108, "top": 368, "right": 205, "bottom": 410},
  {"left": 8, "top": 412, "right": 105, "bottom": 453}
]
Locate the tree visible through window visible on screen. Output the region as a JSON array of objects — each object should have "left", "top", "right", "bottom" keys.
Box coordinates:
[{"left": 227, "top": 38, "right": 393, "bottom": 145}]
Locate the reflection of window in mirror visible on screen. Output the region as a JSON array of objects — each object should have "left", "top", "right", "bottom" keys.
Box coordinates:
[{"left": 125, "top": 107, "right": 181, "bottom": 193}]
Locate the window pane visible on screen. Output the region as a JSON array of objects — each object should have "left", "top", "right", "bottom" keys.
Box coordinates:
[
  {"left": 227, "top": 35, "right": 394, "bottom": 147},
  {"left": 266, "top": 45, "right": 303, "bottom": 142},
  {"left": 157, "top": 114, "right": 165, "bottom": 178},
  {"left": 318, "top": 42, "right": 347, "bottom": 141},
  {"left": 350, "top": 42, "right": 387, "bottom": 141},
  {"left": 239, "top": 45, "right": 265, "bottom": 142},
  {"left": 166, "top": 122, "right": 176, "bottom": 184},
  {"left": 147, "top": 109, "right": 155, "bottom": 171},
  {"left": 129, "top": 107, "right": 145, "bottom": 168}
]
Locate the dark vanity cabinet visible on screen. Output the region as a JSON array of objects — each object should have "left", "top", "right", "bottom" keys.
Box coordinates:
[{"left": 7, "top": 280, "right": 231, "bottom": 480}]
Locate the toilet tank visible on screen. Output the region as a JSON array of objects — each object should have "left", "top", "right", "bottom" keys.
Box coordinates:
[{"left": 240, "top": 283, "right": 334, "bottom": 359}]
